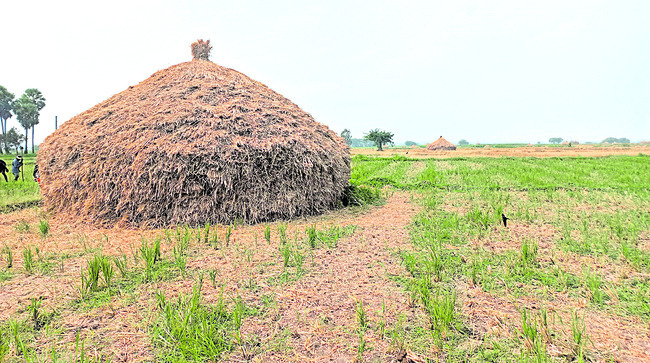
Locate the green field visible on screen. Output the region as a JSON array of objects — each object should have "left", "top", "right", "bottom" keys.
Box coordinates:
[
  {"left": 352, "top": 154, "right": 650, "bottom": 361},
  {"left": 0, "top": 154, "right": 41, "bottom": 213},
  {"left": 0, "top": 154, "right": 648, "bottom": 361}
]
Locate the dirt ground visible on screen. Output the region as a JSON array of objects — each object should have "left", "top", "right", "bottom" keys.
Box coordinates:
[
  {"left": 0, "top": 193, "right": 422, "bottom": 362},
  {"left": 353, "top": 145, "right": 650, "bottom": 159}
]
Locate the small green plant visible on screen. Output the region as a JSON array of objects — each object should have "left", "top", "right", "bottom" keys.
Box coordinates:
[
  {"left": 584, "top": 268, "right": 604, "bottom": 304},
  {"left": 23, "top": 247, "right": 34, "bottom": 274},
  {"left": 209, "top": 269, "right": 219, "bottom": 288},
  {"left": 280, "top": 243, "right": 304, "bottom": 270},
  {"left": 354, "top": 297, "right": 368, "bottom": 330},
  {"left": 86, "top": 255, "right": 102, "bottom": 292},
  {"left": 280, "top": 244, "right": 292, "bottom": 268},
  {"left": 521, "top": 240, "right": 538, "bottom": 267},
  {"left": 467, "top": 207, "right": 491, "bottom": 230},
  {"left": 140, "top": 238, "right": 162, "bottom": 281},
  {"left": 264, "top": 224, "right": 271, "bottom": 244},
  {"left": 356, "top": 330, "right": 367, "bottom": 361},
  {"left": 3, "top": 246, "right": 12, "bottom": 269},
  {"left": 100, "top": 256, "right": 114, "bottom": 289},
  {"left": 79, "top": 254, "right": 114, "bottom": 297},
  {"left": 277, "top": 223, "right": 288, "bottom": 244},
  {"left": 225, "top": 225, "right": 232, "bottom": 247},
  {"left": 306, "top": 224, "right": 317, "bottom": 249},
  {"left": 317, "top": 225, "right": 357, "bottom": 248},
  {"left": 470, "top": 258, "right": 481, "bottom": 286},
  {"left": 422, "top": 288, "right": 456, "bottom": 341},
  {"left": 9, "top": 319, "right": 25, "bottom": 356},
  {"left": 113, "top": 254, "right": 128, "bottom": 277},
  {"left": 27, "top": 297, "right": 42, "bottom": 328},
  {"left": 204, "top": 222, "right": 210, "bottom": 244},
  {"left": 14, "top": 220, "right": 30, "bottom": 233},
  {"left": 377, "top": 300, "right": 386, "bottom": 339},
  {"left": 520, "top": 309, "right": 539, "bottom": 348},
  {"left": 38, "top": 219, "right": 50, "bottom": 237},
  {"left": 173, "top": 244, "right": 187, "bottom": 275},
  {"left": 571, "top": 310, "right": 587, "bottom": 359},
  {"left": 389, "top": 314, "right": 406, "bottom": 353}
]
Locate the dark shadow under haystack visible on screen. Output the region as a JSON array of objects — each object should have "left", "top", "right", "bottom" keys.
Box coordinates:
[
  {"left": 37, "top": 41, "right": 350, "bottom": 227},
  {"left": 426, "top": 136, "right": 456, "bottom": 151}
]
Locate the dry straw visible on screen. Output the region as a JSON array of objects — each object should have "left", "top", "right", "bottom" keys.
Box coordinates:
[
  {"left": 191, "top": 39, "right": 212, "bottom": 61},
  {"left": 426, "top": 136, "right": 456, "bottom": 151},
  {"left": 38, "top": 41, "right": 350, "bottom": 227}
]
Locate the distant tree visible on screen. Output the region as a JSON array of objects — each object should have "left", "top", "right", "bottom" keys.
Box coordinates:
[
  {"left": 458, "top": 139, "right": 469, "bottom": 146},
  {"left": 340, "top": 129, "right": 352, "bottom": 146},
  {"left": 0, "top": 86, "right": 14, "bottom": 153},
  {"left": 549, "top": 137, "right": 563, "bottom": 144},
  {"left": 13, "top": 95, "right": 38, "bottom": 152},
  {"left": 404, "top": 141, "right": 417, "bottom": 146},
  {"left": 0, "top": 127, "right": 25, "bottom": 153},
  {"left": 602, "top": 137, "right": 630, "bottom": 144},
  {"left": 24, "top": 89, "right": 45, "bottom": 153},
  {"left": 364, "top": 129, "right": 394, "bottom": 151},
  {"left": 350, "top": 138, "right": 374, "bottom": 147}
]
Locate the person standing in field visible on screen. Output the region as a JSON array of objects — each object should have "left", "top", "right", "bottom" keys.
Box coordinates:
[
  {"left": 11, "top": 155, "right": 23, "bottom": 181},
  {"left": 0, "top": 159, "right": 8, "bottom": 182},
  {"left": 33, "top": 163, "right": 40, "bottom": 186}
]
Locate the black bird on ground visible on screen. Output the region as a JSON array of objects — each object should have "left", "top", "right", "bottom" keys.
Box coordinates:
[{"left": 502, "top": 213, "right": 509, "bottom": 227}]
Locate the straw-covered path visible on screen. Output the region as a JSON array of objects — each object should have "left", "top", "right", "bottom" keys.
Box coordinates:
[{"left": 230, "top": 191, "right": 420, "bottom": 362}]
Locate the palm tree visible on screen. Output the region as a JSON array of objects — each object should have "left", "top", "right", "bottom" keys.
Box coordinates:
[
  {"left": 0, "top": 86, "right": 15, "bottom": 153},
  {"left": 13, "top": 95, "right": 38, "bottom": 153},
  {"left": 24, "top": 88, "right": 46, "bottom": 153}
]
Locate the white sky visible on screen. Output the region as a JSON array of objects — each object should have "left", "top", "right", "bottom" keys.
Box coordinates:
[{"left": 2, "top": 0, "right": 649, "bottom": 145}]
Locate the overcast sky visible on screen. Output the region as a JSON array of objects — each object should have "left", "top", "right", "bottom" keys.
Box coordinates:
[{"left": 2, "top": 0, "right": 649, "bottom": 145}]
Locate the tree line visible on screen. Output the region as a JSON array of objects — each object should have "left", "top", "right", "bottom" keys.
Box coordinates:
[{"left": 0, "top": 85, "right": 46, "bottom": 154}]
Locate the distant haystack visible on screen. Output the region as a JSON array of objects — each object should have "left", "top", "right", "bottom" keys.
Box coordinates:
[
  {"left": 484, "top": 144, "right": 491, "bottom": 148},
  {"left": 427, "top": 136, "right": 456, "bottom": 151},
  {"left": 561, "top": 141, "right": 570, "bottom": 145},
  {"left": 37, "top": 41, "right": 350, "bottom": 227},
  {"left": 410, "top": 144, "right": 419, "bottom": 148},
  {"left": 571, "top": 140, "right": 580, "bottom": 145},
  {"left": 527, "top": 143, "right": 533, "bottom": 147}
]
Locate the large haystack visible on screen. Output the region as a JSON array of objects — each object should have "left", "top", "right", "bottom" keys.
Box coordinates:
[
  {"left": 426, "top": 136, "right": 456, "bottom": 151},
  {"left": 38, "top": 41, "right": 350, "bottom": 227}
]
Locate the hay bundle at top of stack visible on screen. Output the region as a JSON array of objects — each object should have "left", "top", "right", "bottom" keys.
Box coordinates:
[
  {"left": 37, "top": 40, "right": 350, "bottom": 227},
  {"left": 427, "top": 136, "right": 456, "bottom": 151}
]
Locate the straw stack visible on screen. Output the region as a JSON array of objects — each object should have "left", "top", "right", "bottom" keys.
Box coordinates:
[
  {"left": 426, "top": 136, "right": 456, "bottom": 151},
  {"left": 37, "top": 41, "right": 350, "bottom": 227}
]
